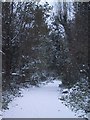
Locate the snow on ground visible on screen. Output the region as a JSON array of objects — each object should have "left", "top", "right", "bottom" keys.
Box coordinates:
[
  {"left": 3, "top": 80, "right": 80, "bottom": 118},
  {"left": 0, "top": 111, "right": 2, "bottom": 120},
  {"left": 0, "top": 115, "right": 2, "bottom": 120}
]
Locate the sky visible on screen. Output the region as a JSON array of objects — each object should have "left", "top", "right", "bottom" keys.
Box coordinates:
[
  {"left": 39, "top": 0, "right": 75, "bottom": 21},
  {"left": 39, "top": 0, "right": 56, "bottom": 5}
]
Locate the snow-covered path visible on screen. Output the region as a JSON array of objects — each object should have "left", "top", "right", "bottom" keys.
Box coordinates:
[{"left": 3, "top": 80, "right": 78, "bottom": 118}]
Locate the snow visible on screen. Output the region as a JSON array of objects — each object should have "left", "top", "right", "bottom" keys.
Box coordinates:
[
  {"left": 39, "top": 0, "right": 55, "bottom": 6},
  {"left": 0, "top": 115, "right": 2, "bottom": 120},
  {"left": 62, "top": 89, "right": 69, "bottom": 94},
  {"left": 0, "top": 50, "right": 5, "bottom": 55},
  {"left": 12, "top": 73, "right": 19, "bottom": 76},
  {"left": 3, "top": 80, "right": 80, "bottom": 118},
  {"left": 0, "top": 111, "right": 2, "bottom": 120},
  {"left": 87, "top": 113, "right": 90, "bottom": 120}
]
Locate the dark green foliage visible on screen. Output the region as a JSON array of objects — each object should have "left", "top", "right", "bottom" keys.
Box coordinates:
[
  {"left": 49, "top": 2, "right": 89, "bottom": 88},
  {"left": 2, "top": 2, "right": 51, "bottom": 91}
]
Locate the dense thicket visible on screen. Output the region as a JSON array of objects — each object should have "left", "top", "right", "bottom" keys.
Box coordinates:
[
  {"left": 2, "top": 2, "right": 89, "bottom": 111},
  {"left": 2, "top": 2, "right": 52, "bottom": 91},
  {"left": 45, "top": 2, "right": 89, "bottom": 87}
]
